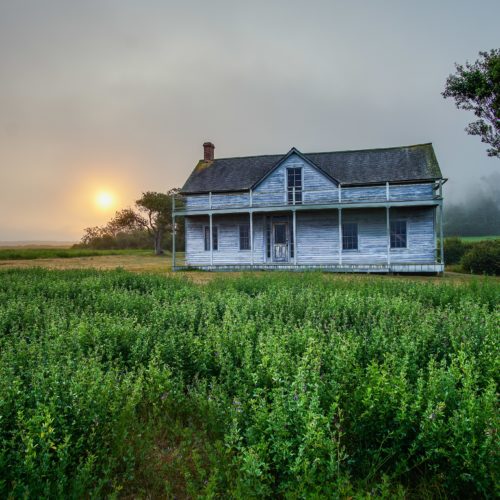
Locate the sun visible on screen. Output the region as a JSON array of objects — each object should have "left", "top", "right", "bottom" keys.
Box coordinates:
[{"left": 96, "top": 191, "right": 113, "bottom": 209}]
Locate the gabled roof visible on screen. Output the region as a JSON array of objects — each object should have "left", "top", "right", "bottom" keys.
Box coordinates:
[{"left": 180, "top": 143, "right": 442, "bottom": 194}]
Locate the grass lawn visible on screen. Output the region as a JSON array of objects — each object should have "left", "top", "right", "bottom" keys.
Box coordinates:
[
  {"left": 459, "top": 235, "right": 500, "bottom": 242},
  {"left": 0, "top": 248, "right": 493, "bottom": 283},
  {"left": 0, "top": 247, "right": 153, "bottom": 260}
]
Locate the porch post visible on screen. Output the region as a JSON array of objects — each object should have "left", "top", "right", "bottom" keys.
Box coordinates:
[
  {"left": 440, "top": 202, "right": 444, "bottom": 266},
  {"left": 172, "top": 215, "right": 176, "bottom": 270},
  {"left": 434, "top": 205, "right": 438, "bottom": 264},
  {"left": 386, "top": 207, "right": 391, "bottom": 268},
  {"left": 172, "top": 194, "right": 176, "bottom": 270},
  {"left": 293, "top": 209, "right": 297, "bottom": 265},
  {"left": 338, "top": 208, "right": 342, "bottom": 266},
  {"left": 250, "top": 211, "right": 254, "bottom": 265},
  {"left": 209, "top": 213, "right": 213, "bottom": 266}
]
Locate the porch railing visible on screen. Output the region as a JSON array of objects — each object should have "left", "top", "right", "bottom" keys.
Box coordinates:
[{"left": 173, "top": 181, "right": 443, "bottom": 214}]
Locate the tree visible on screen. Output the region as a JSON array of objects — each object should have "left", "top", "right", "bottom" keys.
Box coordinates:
[
  {"left": 443, "top": 49, "right": 500, "bottom": 158},
  {"left": 133, "top": 190, "right": 178, "bottom": 255},
  {"left": 114, "top": 190, "right": 178, "bottom": 255}
]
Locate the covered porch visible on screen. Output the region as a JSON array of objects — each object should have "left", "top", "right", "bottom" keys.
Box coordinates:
[{"left": 173, "top": 203, "right": 445, "bottom": 273}]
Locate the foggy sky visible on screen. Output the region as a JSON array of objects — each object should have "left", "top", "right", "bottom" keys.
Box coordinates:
[{"left": 0, "top": 0, "right": 498, "bottom": 241}]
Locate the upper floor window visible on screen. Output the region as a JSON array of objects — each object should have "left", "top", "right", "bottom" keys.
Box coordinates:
[
  {"left": 390, "top": 220, "right": 407, "bottom": 248},
  {"left": 204, "top": 225, "right": 218, "bottom": 251},
  {"left": 342, "top": 223, "right": 358, "bottom": 250},
  {"left": 239, "top": 224, "right": 250, "bottom": 250},
  {"left": 287, "top": 167, "right": 302, "bottom": 204}
]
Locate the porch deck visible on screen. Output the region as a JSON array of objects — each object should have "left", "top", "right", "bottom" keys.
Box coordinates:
[{"left": 173, "top": 262, "right": 444, "bottom": 274}]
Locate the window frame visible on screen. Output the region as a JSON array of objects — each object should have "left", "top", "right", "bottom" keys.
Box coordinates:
[
  {"left": 239, "top": 224, "right": 250, "bottom": 251},
  {"left": 203, "top": 225, "right": 219, "bottom": 251},
  {"left": 342, "top": 222, "right": 358, "bottom": 251},
  {"left": 286, "top": 166, "right": 303, "bottom": 205},
  {"left": 390, "top": 220, "right": 407, "bottom": 249}
]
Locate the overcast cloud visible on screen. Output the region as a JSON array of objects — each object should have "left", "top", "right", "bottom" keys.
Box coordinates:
[{"left": 0, "top": 0, "right": 498, "bottom": 240}]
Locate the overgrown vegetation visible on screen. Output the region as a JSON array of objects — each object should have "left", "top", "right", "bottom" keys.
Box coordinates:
[
  {"left": 461, "top": 239, "right": 500, "bottom": 275},
  {"left": 444, "top": 237, "right": 500, "bottom": 275},
  {"left": 0, "top": 270, "right": 498, "bottom": 497}
]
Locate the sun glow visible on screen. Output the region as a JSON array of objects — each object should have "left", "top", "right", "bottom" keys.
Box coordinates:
[{"left": 96, "top": 191, "right": 114, "bottom": 209}]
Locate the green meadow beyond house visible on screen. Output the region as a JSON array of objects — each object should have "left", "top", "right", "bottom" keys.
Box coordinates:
[{"left": 172, "top": 142, "right": 446, "bottom": 273}]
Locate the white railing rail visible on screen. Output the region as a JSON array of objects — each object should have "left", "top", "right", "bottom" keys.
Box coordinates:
[{"left": 174, "top": 182, "right": 441, "bottom": 213}]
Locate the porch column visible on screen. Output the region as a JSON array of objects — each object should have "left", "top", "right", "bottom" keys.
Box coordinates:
[
  {"left": 386, "top": 207, "right": 391, "bottom": 268},
  {"left": 293, "top": 209, "right": 297, "bottom": 265},
  {"left": 172, "top": 194, "right": 176, "bottom": 270},
  {"left": 250, "top": 211, "right": 254, "bottom": 265},
  {"left": 172, "top": 215, "right": 176, "bottom": 270},
  {"left": 434, "top": 205, "right": 438, "bottom": 264},
  {"left": 338, "top": 208, "right": 342, "bottom": 266},
  {"left": 209, "top": 213, "right": 213, "bottom": 266},
  {"left": 440, "top": 202, "right": 444, "bottom": 266}
]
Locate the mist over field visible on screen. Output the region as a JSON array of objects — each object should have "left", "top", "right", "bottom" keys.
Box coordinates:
[{"left": 445, "top": 172, "right": 500, "bottom": 236}]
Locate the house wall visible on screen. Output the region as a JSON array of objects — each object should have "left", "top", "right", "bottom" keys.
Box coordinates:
[
  {"left": 184, "top": 206, "right": 436, "bottom": 266},
  {"left": 185, "top": 214, "right": 266, "bottom": 265},
  {"left": 253, "top": 152, "right": 339, "bottom": 206}
]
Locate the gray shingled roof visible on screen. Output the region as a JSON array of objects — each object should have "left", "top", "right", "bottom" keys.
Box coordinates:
[{"left": 180, "top": 143, "right": 442, "bottom": 194}]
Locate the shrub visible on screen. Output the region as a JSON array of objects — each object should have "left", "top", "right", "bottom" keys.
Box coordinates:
[
  {"left": 443, "top": 237, "right": 472, "bottom": 265},
  {"left": 461, "top": 240, "right": 500, "bottom": 275}
]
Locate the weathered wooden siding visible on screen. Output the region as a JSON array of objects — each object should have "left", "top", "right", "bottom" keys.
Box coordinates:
[
  {"left": 389, "top": 183, "right": 434, "bottom": 200},
  {"left": 253, "top": 152, "right": 338, "bottom": 206},
  {"left": 185, "top": 206, "right": 437, "bottom": 266},
  {"left": 185, "top": 214, "right": 266, "bottom": 266},
  {"left": 183, "top": 182, "right": 434, "bottom": 211},
  {"left": 296, "top": 210, "right": 339, "bottom": 263},
  {"left": 185, "top": 194, "right": 209, "bottom": 209}
]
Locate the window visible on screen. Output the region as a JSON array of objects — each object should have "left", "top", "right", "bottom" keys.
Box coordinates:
[
  {"left": 287, "top": 167, "right": 302, "bottom": 204},
  {"left": 342, "top": 223, "right": 358, "bottom": 250},
  {"left": 204, "top": 225, "right": 218, "bottom": 251},
  {"left": 239, "top": 224, "right": 250, "bottom": 250},
  {"left": 390, "top": 220, "right": 407, "bottom": 248}
]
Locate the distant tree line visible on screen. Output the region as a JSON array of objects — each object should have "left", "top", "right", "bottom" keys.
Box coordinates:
[{"left": 75, "top": 190, "right": 184, "bottom": 254}]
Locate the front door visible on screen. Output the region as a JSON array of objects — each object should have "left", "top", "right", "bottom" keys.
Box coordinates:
[{"left": 273, "top": 222, "right": 288, "bottom": 262}]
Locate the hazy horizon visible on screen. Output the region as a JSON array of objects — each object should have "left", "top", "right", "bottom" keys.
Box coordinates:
[{"left": 1, "top": 0, "right": 499, "bottom": 241}]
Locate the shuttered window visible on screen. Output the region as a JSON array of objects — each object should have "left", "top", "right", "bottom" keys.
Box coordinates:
[
  {"left": 342, "top": 223, "right": 358, "bottom": 250},
  {"left": 390, "top": 220, "right": 407, "bottom": 248},
  {"left": 239, "top": 224, "right": 250, "bottom": 250}
]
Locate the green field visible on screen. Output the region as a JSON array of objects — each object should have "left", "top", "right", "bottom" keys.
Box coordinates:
[
  {"left": 0, "top": 269, "right": 498, "bottom": 497},
  {"left": 0, "top": 248, "right": 153, "bottom": 260},
  {"left": 459, "top": 235, "right": 500, "bottom": 242}
]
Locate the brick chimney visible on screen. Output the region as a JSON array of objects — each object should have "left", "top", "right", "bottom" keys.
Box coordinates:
[{"left": 203, "top": 141, "right": 215, "bottom": 161}]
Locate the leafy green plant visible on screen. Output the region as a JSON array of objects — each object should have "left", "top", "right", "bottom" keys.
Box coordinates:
[{"left": 0, "top": 269, "right": 497, "bottom": 497}]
